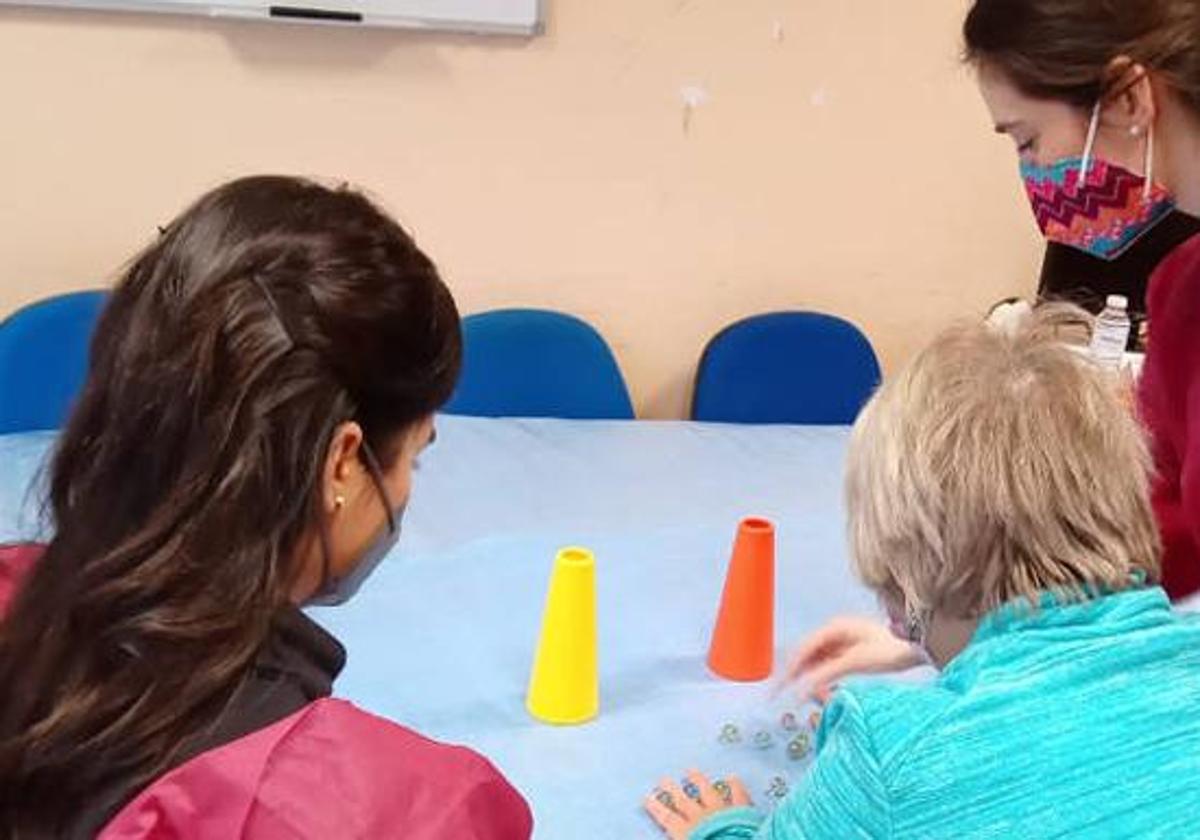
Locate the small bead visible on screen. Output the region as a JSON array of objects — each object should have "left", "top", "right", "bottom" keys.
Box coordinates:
[
  {"left": 655, "top": 789, "right": 675, "bottom": 808},
  {"left": 787, "top": 732, "right": 812, "bottom": 760},
  {"left": 682, "top": 780, "right": 701, "bottom": 801},
  {"left": 718, "top": 723, "right": 742, "bottom": 744},
  {"left": 713, "top": 779, "right": 732, "bottom": 803},
  {"left": 780, "top": 712, "right": 799, "bottom": 731},
  {"left": 808, "top": 710, "right": 822, "bottom": 731},
  {"left": 753, "top": 730, "right": 773, "bottom": 749},
  {"left": 766, "top": 776, "right": 789, "bottom": 800}
]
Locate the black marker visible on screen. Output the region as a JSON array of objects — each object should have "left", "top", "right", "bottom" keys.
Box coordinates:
[{"left": 269, "top": 5, "right": 361, "bottom": 21}]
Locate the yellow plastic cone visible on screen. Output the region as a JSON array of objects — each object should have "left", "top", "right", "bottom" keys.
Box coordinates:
[{"left": 526, "top": 547, "right": 599, "bottom": 725}]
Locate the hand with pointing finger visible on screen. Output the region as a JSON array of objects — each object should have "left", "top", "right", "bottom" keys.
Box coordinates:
[{"left": 782, "top": 616, "right": 923, "bottom": 703}]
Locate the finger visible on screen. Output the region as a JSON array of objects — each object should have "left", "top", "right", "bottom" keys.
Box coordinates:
[
  {"left": 660, "top": 777, "right": 703, "bottom": 820},
  {"left": 777, "top": 641, "right": 833, "bottom": 696},
  {"left": 785, "top": 626, "right": 843, "bottom": 679},
  {"left": 643, "top": 795, "right": 687, "bottom": 837},
  {"left": 800, "top": 662, "right": 845, "bottom": 698},
  {"left": 802, "top": 646, "right": 876, "bottom": 697},
  {"left": 786, "top": 616, "right": 868, "bottom": 680},
  {"left": 726, "top": 776, "right": 753, "bottom": 807},
  {"left": 685, "top": 769, "right": 718, "bottom": 805}
]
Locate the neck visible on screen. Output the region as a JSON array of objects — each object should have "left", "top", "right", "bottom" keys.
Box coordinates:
[
  {"left": 1157, "top": 99, "right": 1200, "bottom": 216},
  {"left": 289, "top": 532, "right": 324, "bottom": 605},
  {"left": 924, "top": 612, "right": 980, "bottom": 669}
]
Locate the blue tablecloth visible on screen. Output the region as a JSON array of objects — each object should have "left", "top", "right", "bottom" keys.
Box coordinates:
[{"left": 0, "top": 417, "right": 886, "bottom": 839}]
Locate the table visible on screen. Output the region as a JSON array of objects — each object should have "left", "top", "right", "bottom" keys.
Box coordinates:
[{"left": 0, "top": 417, "right": 884, "bottom": 839}]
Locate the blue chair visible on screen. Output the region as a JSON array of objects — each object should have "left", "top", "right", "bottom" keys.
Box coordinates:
[
  {"left": 444, "top": 309, "right": 635, "bottom": 420},
  {"left": 692, "top": 311, "right": 881, "bottom": 425},
  {"left": 0, "top": 291, "right": 108, "bottom": 434}
]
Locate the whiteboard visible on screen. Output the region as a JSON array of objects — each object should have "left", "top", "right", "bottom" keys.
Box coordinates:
[{"left": 0, "top": 0, "right": 543, "bottom": 32}]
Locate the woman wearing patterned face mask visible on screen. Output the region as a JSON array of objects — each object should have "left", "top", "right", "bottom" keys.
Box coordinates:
[
  {"left": 786, "top": 0, "right": 1200, "bottom": 712},
  {"left": 1009, "top": 3, "right": 1200, "bottom": 352}
]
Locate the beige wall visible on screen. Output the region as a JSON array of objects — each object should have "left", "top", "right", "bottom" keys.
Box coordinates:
[{"left": 0, "top": 0, "right": 1042, "bottom": 418}]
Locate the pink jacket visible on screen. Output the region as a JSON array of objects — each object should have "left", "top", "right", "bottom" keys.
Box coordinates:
[
  {"left": 99, "top": 698, "right": 532, "bottom": 840},
  {"left": 0, "top": 544, "right": 533, "bottom": 839}
]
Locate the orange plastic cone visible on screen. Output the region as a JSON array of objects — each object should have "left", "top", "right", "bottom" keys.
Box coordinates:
[{"left": 707, "top": 517, "right": 775, "bottom": 681}]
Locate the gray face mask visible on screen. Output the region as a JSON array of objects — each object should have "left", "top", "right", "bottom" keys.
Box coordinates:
[{"left": 310, "top": 440, "right": 402, "bottom": 607}]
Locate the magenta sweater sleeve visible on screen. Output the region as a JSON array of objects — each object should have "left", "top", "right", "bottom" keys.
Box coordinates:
[{"left": 1142, "top": 234, "right": 1200, "bottom": 600}]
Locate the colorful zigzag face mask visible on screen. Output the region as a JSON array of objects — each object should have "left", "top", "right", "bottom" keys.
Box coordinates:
[{"left": 1020, "top": 101, "right": 1174, "bottom": 261}]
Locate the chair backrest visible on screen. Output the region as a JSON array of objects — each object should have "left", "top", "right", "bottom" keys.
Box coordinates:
[
  {"left": 0, "top": 291, "right": 108, "bottom": 434},
  {"left": 444, "top": 309, "right": 635, "bottom": 420},
  {"left": 692, "top": 311, "right": 881, "bottom": 425}
]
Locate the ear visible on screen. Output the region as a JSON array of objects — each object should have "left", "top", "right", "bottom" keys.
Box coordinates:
[
  {"left": 1102, "top": 57, "right": 1157, "bottom": 134},
  {"left": 322, "top": 421, "right": 364, "bottom": 514}
]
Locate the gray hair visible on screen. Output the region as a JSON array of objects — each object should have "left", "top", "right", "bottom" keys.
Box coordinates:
[{"left": 846, "top": 305, "right": 1160, "bottom": 618}]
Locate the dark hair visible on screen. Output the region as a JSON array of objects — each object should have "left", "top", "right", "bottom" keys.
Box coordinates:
[
  {"left": 964, "top": 0, "right": 1200, "bottom": 113},
  {"left": 0, "top": 175, "right": 461, "bottom": 835}
]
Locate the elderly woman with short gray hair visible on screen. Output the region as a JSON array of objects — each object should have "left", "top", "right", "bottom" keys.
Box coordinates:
[{"left": 648, "top": 308, "right": 1200, "bottom": 839}]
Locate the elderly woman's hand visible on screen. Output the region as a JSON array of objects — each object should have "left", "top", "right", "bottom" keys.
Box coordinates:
[
  {"left": 644, "top": 771, "right": 752, "bottom": 839},
  {"left": 782, "top": 617, "right": 924, "bottom": 703}
]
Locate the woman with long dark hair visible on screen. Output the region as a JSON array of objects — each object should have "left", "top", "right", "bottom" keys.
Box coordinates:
[{"left": 0, "top": 176, "right": 532, "bottom": 839}]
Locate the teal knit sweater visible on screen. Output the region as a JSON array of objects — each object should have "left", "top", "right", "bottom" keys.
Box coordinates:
[{"left": 693, "top": 587, "right": 1200, "bottom": 839}]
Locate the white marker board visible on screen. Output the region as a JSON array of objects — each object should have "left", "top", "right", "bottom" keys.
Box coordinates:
[{"left": 0, "top": 0, "right": 543, "bottom": 33}]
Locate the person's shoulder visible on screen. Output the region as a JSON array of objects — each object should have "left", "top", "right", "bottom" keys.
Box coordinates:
[
  {"left": 765, "top": 682, "right": 941, "bottom": 837},
  {"left": 102, "top": 699, "right": 531, "bottom": 839},
  {"left": 1144, "top": 232, "right": 1200, "bottom": 387},
  {"left": 1150, "top": 232, "right": 1200, "bottom": 310},
  {"left": 278, "top": 697, "right": 510, "bottom": 784},
  {"left": 254, "top": 699, "right": 532, "bottom": 838},
  {"left": 1156, "top": 231, "right": 1200, "bottom": 275},
  {"left": 829, "top": 677, "right": 956, "bottom": 728},
  {"left": 0, "top": 543, "right": 43, "bottom": 617},
  {"left": 822, "top": 677, "right": 957, "bottom": 768}
]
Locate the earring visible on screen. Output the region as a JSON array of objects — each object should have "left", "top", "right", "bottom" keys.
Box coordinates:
[
  {"left": 1131, "top": 125, "right": 1143, "bottom": 137},
  {"left": 334, "top": 495, "right": 346, "bottom": 511}
]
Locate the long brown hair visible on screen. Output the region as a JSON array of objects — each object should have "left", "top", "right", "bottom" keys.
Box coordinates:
[
  {"left": 964, "top": 0, "right": 1200, "bottom": 111},
  {"left": 0, "top": 176, "right": 461, "bottom": 836}
]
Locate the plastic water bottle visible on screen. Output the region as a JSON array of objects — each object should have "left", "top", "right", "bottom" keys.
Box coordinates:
[{"left": 1090, "top": 295, "right": 1131, "bottom": 370}]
